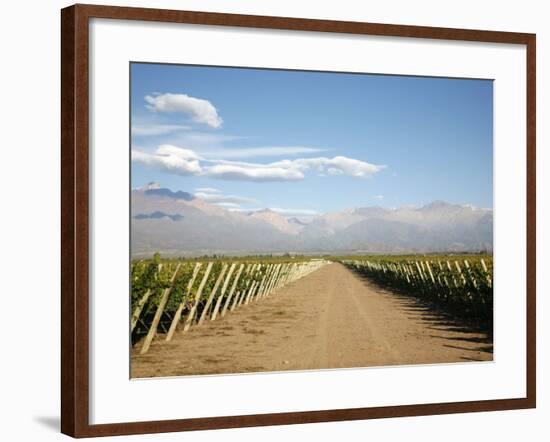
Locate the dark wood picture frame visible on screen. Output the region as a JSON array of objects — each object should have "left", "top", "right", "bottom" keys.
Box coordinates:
[{"left": 61, "top": 3, "right": 536, "bottom": 438}]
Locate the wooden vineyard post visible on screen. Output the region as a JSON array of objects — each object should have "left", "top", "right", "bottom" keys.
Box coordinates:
[
  {"left": 260, "top": 264, "right": 274, "bottom": 298},
  {"left": 446, "top": 261, "right": 459, "bottom": 288},
  {"left": 273, "top": 264, "right": 287, "bottom": 291},
  {"left": 233, "top": 264, "right": 257, "bottom": 310},
  {"left": 232, "top": 291, "right": 241, "bottom": 309},
  {"left": 271, "top": 264, "right": 283, "bottom": 292},
  {"left": 417, "top": 261, "right": 427, "bottom": 282},
  {"left": 244, "top": 265, "right": 262, "bottom": 304},
  {"left": 130, "top": 263, "right": 161, "bottom": 332},
  {"left": 463, "top": 260, "right": 478, "bottom": 289},
  {"left": 231, "top": 282, "right": 247, "bottom": 310},
  {"left": 242, "top": 280, "right": 255, "bottom": 305},
  {"left": 244, "top": 280, "right": 258, "bottom": 305},
  {"left": 279, "top": 263, "right": 291, "bottom": 286},
  {"left": 481, "top": 259, "right": 493, "bottom": 287},
  {"left": 293, "top": 262, "right": 302, "bottom": 281},
  {"left": 258, "top": 264, "right": 274, "bottom": 299},
  {"left": 425, "top": 261, "right": 436, "bottom": 284},
  {"left": 183, "top": 262, "right": 213, "bottom": 332},
  {"left": 165, "top": 262, "right": 202, "bottom": 342},
  {"left": 210, "top": 263, "right": 237, "bottom": 321},
  {"left": 454, "top": 261, "right": 467, "bottom": 286},
  {"left": 139, "top": 263, "right": 181, "bottom": 354},
  {"left": 236, "top": 283, "right": 248, "bottom": 307},
  {"left": 284, "top": 263, "right": 295, "bottom": 284},
  {"left": 251, "top": 265, "right": 266, "bottom": 301},
  {"left": 197, "top": 264, "right": 228, "bottom": 326},
  {"left": 401, "top": 263, "right": 411, "bottom": 284},
  {"left": 130, "top": 289, "right": 151, "bottom": 332},
  {"left": 265, "top": 264, "right": 282, "bottom": 296},
  {"left": 288, "top": 263, "right": 298, "bottom": 283},
  {"left": 235, "top": 283, "right": 249, "bottom": 307},
  {"left": 255, "top": 265, "right": 272, "bottom": 300},
  {"left": 425, "top": 261, "right": 440, "bottom": 300},
  {"left": 220, "top": 263, "right": 245, "bottom": 318},
  {"left": 406, "top": 264, "right": 414, "bottom": 285},
  {"left": 437, "top": 261, "right": 449, "bottom": 294},
  {"left": 282, "top": 263, "right": 291, "bottom": 286},
  {"left": 300, "top": 263, "right": 309, "bottom": 279},
  {"left": 283, "top": 263, "right": 292, "bottom": 286},
  {"left": 301, "top": 262, "right": 308, "bottom": 278},
  {"left": 302, "top": 262, "right": 310, "bottom": 278},
  {"left": 294, "top": 263, "right": 304, "bottom": 280}
]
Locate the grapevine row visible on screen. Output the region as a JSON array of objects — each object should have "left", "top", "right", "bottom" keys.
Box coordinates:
[
  {"left": 131, "top": 258, "right": 328, "bottom": 353},
  {"left": 342, "top": 257, "right": 493, "bottom": 324}
]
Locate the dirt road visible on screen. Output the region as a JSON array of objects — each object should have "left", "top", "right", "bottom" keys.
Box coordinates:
[{"left": 131, "top": 263, "right": 492, "bottom": 378}]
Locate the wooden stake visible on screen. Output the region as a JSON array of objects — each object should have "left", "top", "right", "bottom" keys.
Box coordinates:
[
  {"left": 130, "top": 264, "right": 161, "bottom": 332},
  {"left": 255, "top": 268, "right": 270, "bottom": 301},
  {"left": 463, "top": 260, "right": 478, "bottom": 289},
  {"left": 481, "top": 259, "right": 493, "bottom": 287},
  {"left": 425, "top": 261, "right": 436, "bottom": 284},
  {"left": 197, "top": 264, "right": 228, "bottom": 325},
  {"left": 165, "top": 262, "right": 201, "bottom": 341},
  {"left": 220, "top": 264, "right": 245, "bottom": 318},
  {"left": 182, "top": 262, "right": 213, "bottom": 332},
  {"left": 266, "top": 264, "right": 282, "bottom": 295},
  {"left": 139, "top": 263, "right": 181, "bottom": 354},
  {"left": 131, "top": 289, "right": 151, "bottom": 333},
  {"left": 244, "top": 280, "right": 258, "bottom": 305},
  {"left": 455, "top": 261, "right": 467, "bottom": 286},
  {"left": 234, "top": 264, "right": 257, "bottom": 309},
  {"left": 211, "top": 263, "right": 236, "bottom": 321},
  {"left": 260, "top": 264, "right": 277, "bottom": 299}
]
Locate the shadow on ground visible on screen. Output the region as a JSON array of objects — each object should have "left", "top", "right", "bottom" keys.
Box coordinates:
[{"left": 354, "top": 274, "right": 494, "bottom": 357}]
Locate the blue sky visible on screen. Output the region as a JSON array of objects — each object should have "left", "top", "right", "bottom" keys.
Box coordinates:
[{"left": 131, "top": 63, "right": 493, "bottom": 217}]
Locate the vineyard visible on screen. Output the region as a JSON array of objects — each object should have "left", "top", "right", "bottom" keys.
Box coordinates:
[
  {"left": 131, "top": 256, "right": 329, "bottom": 354},
  {"left": 342, "top": 255, "right": 493, "bottom": 326},
  {"left": 131, "top": 253, "right": 493, "bottom": 355}
]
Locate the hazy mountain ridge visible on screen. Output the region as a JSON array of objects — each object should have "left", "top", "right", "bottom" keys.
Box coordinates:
[{"left": 131, "top": 186, "right": 493, "bottom": 257}]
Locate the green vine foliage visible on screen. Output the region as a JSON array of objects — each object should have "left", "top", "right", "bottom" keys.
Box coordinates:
[{"left": 343, "top": 255, "right": 493, "bottom": 326}]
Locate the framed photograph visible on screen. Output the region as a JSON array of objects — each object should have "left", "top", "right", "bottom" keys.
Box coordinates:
[{"left": 61, "top": 4, "right": 536, "bottom": 438}]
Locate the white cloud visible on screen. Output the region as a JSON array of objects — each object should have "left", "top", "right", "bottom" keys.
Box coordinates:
[
  {"left": 145, "top": 93, "right": 223, "bottom": 128},
  {"left": 133, "top": 144, "right": 385, "bottom": 182},
  {"left": 167, "top": 132, "right": 246, "bottom": 150},
  {"left": 290, "top": 156, "right": 385, "bottom": 177},
  {"left": 205, "top": 163, "right": 304, "bottom": 182},
  {"left": 131, "top": 124, "right": 191, "bottom": 136},
  {"left": 269, "top": 207, "right": 320, "bottom": 216},
  {"left": 229, "top": 207, "right": 320, "bottom": 217},
  {"left": 131, "top": 145, "right": 202, "bottom": 175},
  {"left": 195, "top": 187, "right": 219, "bottom": 193},
  {"left": 372, "top": 195, "right": 384, "bottom": 200},
  {"left": 194, "top": 191, "right": 256, "bottom": 205},
  {"left": 155, "top": 144, "right": 202, "bottom": 160},
  {"left": 212, "top": 202, "right": 242, "bottom": 209},
  {"left": 203, "top": 146, "right": 326, "bottom": 159},
  {"left": 204, "top": 155, "right": 384, "bottom": 182}
]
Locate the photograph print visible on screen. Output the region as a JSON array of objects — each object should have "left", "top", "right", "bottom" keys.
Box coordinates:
[{"left": 130, "top": 63, "right": 493, "bottom": 379}]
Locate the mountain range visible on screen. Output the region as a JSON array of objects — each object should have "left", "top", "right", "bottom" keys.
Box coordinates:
[{"left": 131, "top": 184, "right": 493, "bottom": 257}]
